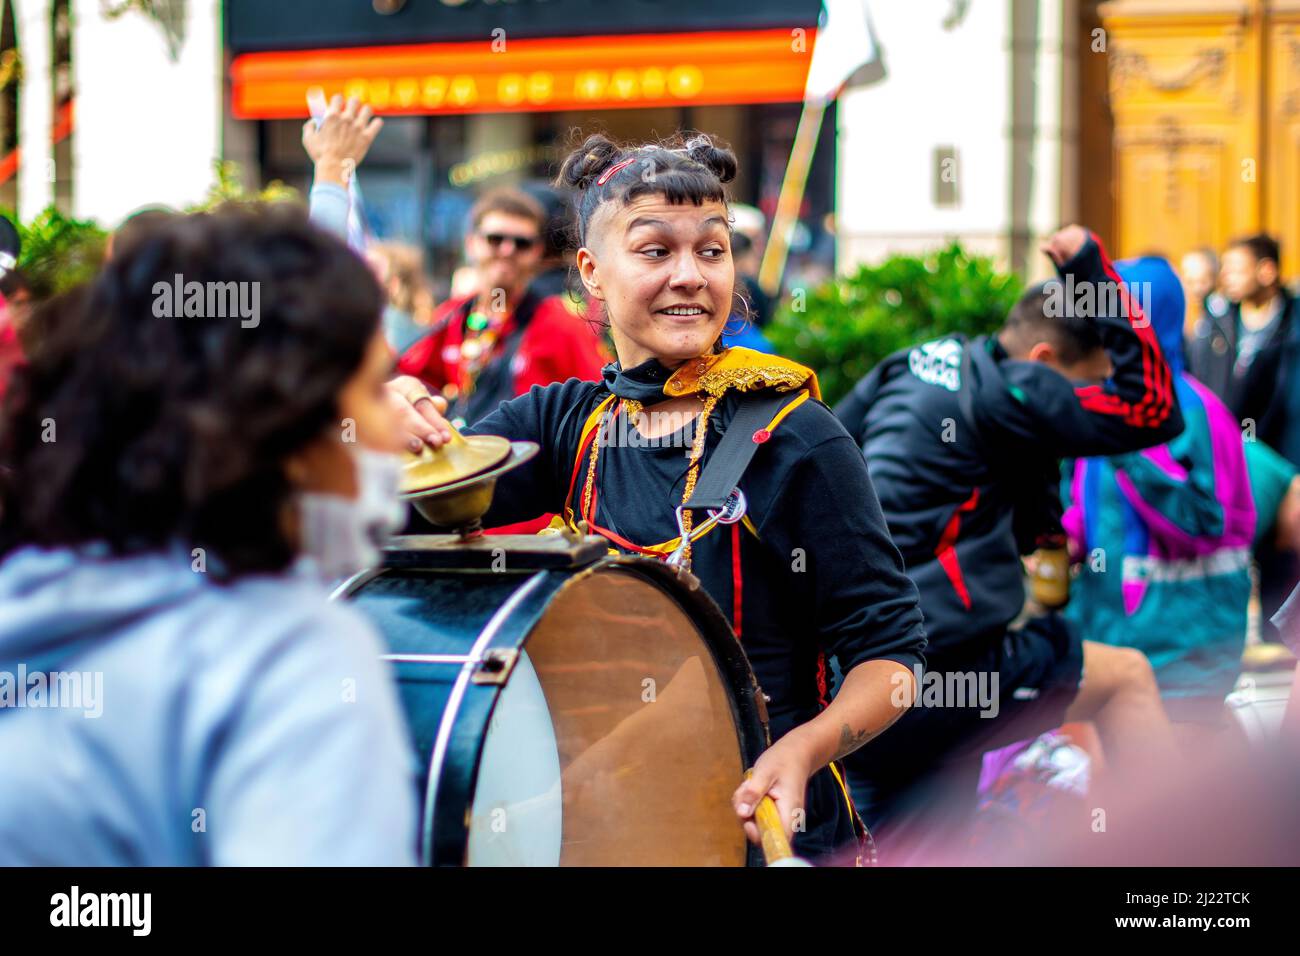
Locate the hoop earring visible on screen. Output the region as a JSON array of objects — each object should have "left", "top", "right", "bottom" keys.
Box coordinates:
[{"left": 730, "top": 289, "right": 755, "bottom": 330}]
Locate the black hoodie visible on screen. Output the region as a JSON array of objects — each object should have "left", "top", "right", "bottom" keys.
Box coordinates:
[{"left": 835, "top": 234, "right": 1184, "bottom": 662}]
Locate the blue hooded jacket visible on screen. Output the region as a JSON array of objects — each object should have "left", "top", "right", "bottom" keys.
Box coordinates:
[{"left": 0, "top": 545, "right": 418, "bottom": 865}]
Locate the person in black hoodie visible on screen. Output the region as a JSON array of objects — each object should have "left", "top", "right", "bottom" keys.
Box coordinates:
[
  {"left": 834, "top": 225, "right": 1185, "bottom": 854},
  {"left": 1187, "top": 234, "right": 1299, "bottom": 465},
  {"left": 1187, "top": 234, "right": 1300, "bottom": 638}
]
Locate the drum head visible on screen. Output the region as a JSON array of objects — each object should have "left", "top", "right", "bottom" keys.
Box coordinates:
[
  {"left": 468, "top": 565, "right": 751, "bottom": 866},
  {"left": 467, "top": 649, "right": 563, "bottom": 866}
]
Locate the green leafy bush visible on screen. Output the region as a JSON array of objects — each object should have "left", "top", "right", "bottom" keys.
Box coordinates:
[
  {"left": 186, "top": 159, "right": 299, "bottom": 212},
  {"left": 3, "top": 206, "right": 108, "bottom": 300},
  {"left": 0, "top": 161, "right": 300, "bottom": 302},
  {"left": 766, "top": 242, "right": 1025, "bottom": 407}
]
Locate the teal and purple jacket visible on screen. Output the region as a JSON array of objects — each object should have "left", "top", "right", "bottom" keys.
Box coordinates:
[{"left": 1063, "top": 257, "right": 1255, "bottom": 702}]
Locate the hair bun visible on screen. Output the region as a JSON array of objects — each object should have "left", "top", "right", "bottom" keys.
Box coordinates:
[
  {"left": 681, "top": 135, "right": 738, "bottom": 185},
  {"left": 557, "top": 134, "right": 624, "bottom": 190}
]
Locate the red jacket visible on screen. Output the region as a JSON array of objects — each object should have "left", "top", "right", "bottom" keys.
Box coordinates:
[
  {"left": 396, "top": 292, "right": 609, "bottom": 404},
  {"left": 398, "top": 291, "right": 609, "bottom": 535}
]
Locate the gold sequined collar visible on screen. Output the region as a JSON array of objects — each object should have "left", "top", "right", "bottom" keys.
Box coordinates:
[{"left": 662, "top": 347, "right": 821, "bottom": 401}]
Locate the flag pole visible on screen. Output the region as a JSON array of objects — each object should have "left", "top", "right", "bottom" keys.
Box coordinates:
[
  {"left": 757, "top": 97, "right": 826, "bottom": 298},
  {"left": 756, "top": 0, "right": 885, "bottom": 297}
]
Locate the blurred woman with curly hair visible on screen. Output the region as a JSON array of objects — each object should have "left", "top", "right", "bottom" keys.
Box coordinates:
[{"left": 0, "top": 205, "right": 417, "bottom": 865}]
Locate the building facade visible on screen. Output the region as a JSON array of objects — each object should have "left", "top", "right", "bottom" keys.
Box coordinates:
[
  {"left": 222, "top": 0, "right": 834, "bottom": 290},
  {"left": 1, "top": 0, "right": 834, "bottom": 291},
  {"left": 2, "top": 0, "right": 221, "bottom": 225},
  {"left": 835, "top": 0, "right": 1077, "bottom": 281},
  {"left": 1, "top": 1, "right": 1294, "bottom": 291}
]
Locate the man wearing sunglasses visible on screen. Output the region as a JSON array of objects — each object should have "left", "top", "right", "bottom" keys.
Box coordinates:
[{"left": 395, "top": 187, "right": 609, "bottom": 428}]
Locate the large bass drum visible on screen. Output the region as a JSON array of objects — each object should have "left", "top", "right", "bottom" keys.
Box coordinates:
[{"left": 337, "top": 534, "right": 770, "bottom": 867}]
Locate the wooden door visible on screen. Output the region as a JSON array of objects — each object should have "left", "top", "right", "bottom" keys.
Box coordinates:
[{"left": 1094, "top": 1, "right": 1263, "bottom": 265}]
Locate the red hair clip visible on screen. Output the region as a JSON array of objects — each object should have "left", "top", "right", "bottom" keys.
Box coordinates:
[{"left": 596, "top": 158, "right": 636, "bottom": 186}]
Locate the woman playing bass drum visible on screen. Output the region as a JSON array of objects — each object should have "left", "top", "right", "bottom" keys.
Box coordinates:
[
  {"left": 411, "top": 134, "right": 929, "bottom": 860},
  {"left": 305, "top": 104, "right": 930, "bottom": 861}
]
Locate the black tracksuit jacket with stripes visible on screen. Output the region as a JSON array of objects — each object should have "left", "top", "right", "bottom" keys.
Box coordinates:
[{"left": 834, "top": 234, "right": 1184, "bottom": 665}]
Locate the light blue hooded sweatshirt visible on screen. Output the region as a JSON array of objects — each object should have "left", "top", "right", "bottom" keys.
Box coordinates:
[{"left": 0, "top": 545, "right": 417, "bottom": 865}]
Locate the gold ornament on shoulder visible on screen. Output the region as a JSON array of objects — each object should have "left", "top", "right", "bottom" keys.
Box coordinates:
[{"left": 692, "top": 366, "right": 809, "bottom": 397}]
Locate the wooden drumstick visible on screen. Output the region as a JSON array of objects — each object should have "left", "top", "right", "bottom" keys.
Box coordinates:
[
  {"left": 755, "top": 795, "right": 795, "bottom": 864},
  {"left": 744, "top": 771, "right": 811, "bottom": 867}
]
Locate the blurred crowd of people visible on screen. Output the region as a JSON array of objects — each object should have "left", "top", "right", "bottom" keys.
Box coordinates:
[{"left": 1180, "top": 238, "right": 1300, "bottom": 637}]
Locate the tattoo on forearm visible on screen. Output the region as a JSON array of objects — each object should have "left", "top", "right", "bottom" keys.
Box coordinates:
[{"left": 835, "top": 723, "right": 873, "bottom": 759}]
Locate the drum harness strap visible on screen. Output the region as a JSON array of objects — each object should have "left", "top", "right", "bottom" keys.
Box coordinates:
[{"left": 562, "top": 389, "right": 807, "bottom": 568}]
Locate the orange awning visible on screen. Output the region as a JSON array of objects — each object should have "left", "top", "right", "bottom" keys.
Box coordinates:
[{"left": 230, "top": 28, "right": 817, "bottom": 118}]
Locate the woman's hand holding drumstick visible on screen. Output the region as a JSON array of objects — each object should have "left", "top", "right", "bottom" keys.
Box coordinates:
[{"left": 731, "top": 658, "right": 917, "bottom": 860}]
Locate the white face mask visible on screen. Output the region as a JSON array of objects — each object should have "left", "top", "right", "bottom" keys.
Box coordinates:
[{"left": 297, "top": 447, "right": 406, "bottom": 582}]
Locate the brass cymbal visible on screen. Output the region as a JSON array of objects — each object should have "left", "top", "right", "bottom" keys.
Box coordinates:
[
  {"left": 402, "top": 440, "right": 539, "bottom": 532},
  {"left": 400, "top": 426, "right": 512, "bottom": 494}
]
